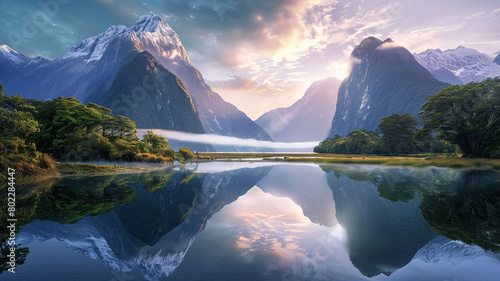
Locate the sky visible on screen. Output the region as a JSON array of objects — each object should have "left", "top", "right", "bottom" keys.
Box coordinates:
[{"left": 1, "top": 0, "right": 499, "bottom": 119}]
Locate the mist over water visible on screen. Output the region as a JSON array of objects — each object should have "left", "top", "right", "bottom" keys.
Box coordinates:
[{"left": 137, "top": 129, "right": 320, "bottom": 151}]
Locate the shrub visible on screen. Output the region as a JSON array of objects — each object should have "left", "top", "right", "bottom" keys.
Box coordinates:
[{"left": 177, "top": 147, "right": 194, "bottom": 161}]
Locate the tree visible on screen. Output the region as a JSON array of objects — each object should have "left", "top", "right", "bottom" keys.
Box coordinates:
[
  {"left": 314, "top": 132, "right": 378, "bottom": 154},
  {"left": 346, "top": 130, "right": 374, "bottom": 154},
  {"left": 418, "top": 78, "right": 500, "bottom": 158},
  {"left": 0, "top": 89, "right": 39, "bottom": 139},
  {"left": 314, "top": 135, "right": 343, "bottom": 153},
  {"left": 378, "top": 113, "right": 418, "bottom": 155},
  {"left": 177, "top": 147, "right": 194, "bottom": 161},
  {"left": 141, "top": 131, "right": 175, "bottom": 158}
]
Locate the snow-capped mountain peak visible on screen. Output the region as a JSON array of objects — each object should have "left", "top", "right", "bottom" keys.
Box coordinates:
[
  {"left": 61, "top": 24, "right": 132, "bottom": 62},
  {"left": 0, "top": 44, "right": 29, "bottom": 65},
  {"left": 60, "top": 12, "right": 189, "bottom": 63},
  {"left": 0, "top": 44, "right": 17, "bottom": 54},
  {"left": 0, "top": 43, "right": 49, "bottom": 67},
  {"left": 131, "top": 12, "right": 190, "bottom": 63},
  {"left": 131, "top": 12, "right": 163, "bottom": 33},
  {"left": 414, "top": 46, "right": 500, "bottom": 84}
]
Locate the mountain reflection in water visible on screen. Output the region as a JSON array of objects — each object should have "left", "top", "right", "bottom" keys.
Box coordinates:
[{"left": 1, "top": 163, "right": 500, "bottom": 281}]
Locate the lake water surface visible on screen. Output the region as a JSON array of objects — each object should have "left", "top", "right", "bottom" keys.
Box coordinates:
[{"left": 2, "top": 162, "right": 500, "bottom": 281}]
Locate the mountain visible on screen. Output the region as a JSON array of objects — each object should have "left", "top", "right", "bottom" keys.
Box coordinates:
[
  {"left": 0, "top": 25, "right": 138, "bottom": 101},
  {"left": 0, "top": 12, "right": 271, "bottom": 143},
  {"left": 128, "top": 13, "right": 271, "bottom": 140},
  {"left": 494, "top": 53, "right": 500, "bottom": 65},
  {"left": 90, "top": 51, "right": 204, "bottom": 133},
  {"left": 329, "top": 37, "right": 449, "bottom": 137},
  {"left": 256, "top": 77, "right": 341, "bottom": 142},
  {"left": 414, "top": 46, "right": 500, "bottom": 85}
]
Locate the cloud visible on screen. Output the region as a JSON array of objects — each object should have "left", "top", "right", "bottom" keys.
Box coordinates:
[
  {"left": 208, "top": 75, "right": 263, "bottom": 92},
  {"left": 376, "top": 41, "right": 401, "bottom": 50},
  {"left": 136, "top": 129, "right": 320, "bottom": 150}
]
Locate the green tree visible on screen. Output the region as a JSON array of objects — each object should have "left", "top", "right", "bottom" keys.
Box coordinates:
[
  {"left": 177, "top": 147, "right": 194, "bottom": 161},
  {"left": 418, "top": 78, "right": 500, "bottom": 158},
  {"left": 314, "top": 135, "right": 344, "bottom": 153},
  {"left": 346, "top": 130, "right": 374, "bottom": 154},
  {"left": 31, "top": 97, "right": 105, "bottom": 156},
  {"left": 0, "top": 86, "right": 56, "bottom": 182},
  {"left": 0, "top": 88, "right": 39, "bottom": 139},
  {"left": 378, "top": 113, "right": 418, "bottom": 155},
  {"left": 141, "top": 131, "right": 175, "bottom": 158},
  {"left": 112, "top": 115, "right": 137, "bottom": 140}
]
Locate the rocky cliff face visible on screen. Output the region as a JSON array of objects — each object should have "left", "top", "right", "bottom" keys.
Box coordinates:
[
  {"left": 329, "top": 37, "right": 449, "bottom": 137},
  {"left": 90, "top": 51, "right": 204, "bottom": 134}
]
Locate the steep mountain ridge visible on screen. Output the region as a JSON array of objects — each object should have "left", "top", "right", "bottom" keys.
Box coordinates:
[
  {"left": 329, "top": 37, "right": 449, "bottom": 137},
  {"left": 91, "top": 51, "right": 204, "bottom": 133},
  {"left": 256, "top": 77, "right": 341, "bottom": 142}
]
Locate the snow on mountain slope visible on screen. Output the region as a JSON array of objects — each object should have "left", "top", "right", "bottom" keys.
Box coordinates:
[
  {"left": 414, "top": 46, "right": 500, "bottom": 85},
  {"left": 0, "top": 44, "right": 49, "bottom": 67},
  {"left": 414, "top": 236, "right": 486, "bottom": 264}
]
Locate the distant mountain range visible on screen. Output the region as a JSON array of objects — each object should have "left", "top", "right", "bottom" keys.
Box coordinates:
[
  {"left": 414, "top": 46, "right": 500, "bottom": 85},
  {"left": 0, "top": 12, "right": 271, "bottom": 147},
  {"left": 256, "top": 77, "right": 340, "bottom": 142},
  {"left": 328, "top": 37, "right": 449, "bottom": 137}
]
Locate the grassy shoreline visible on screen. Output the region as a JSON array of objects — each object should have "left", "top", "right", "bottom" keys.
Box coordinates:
[
  {"left": 55, "top": 162, "right": 146, "bottom": 175},
  {"left": 12, "top": 153, "right": 500, "bottom": 185},
  {"left": 197, "top": 153, "right": 500, "bottom": 170},
  {"left": 13, "top": 162, "right": 171, "bottom": 185}
]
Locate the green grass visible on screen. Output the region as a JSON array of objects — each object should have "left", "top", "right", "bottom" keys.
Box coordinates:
[
  {"left": 197, "top": 153, "right": 500, "bottom": 169},
  {"left": 54, "top": 163, "right": 142, "bottom": 175}
]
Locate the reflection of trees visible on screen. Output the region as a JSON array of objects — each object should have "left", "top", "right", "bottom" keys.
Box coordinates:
[
  {"left": 7, "top": 170, "right": 176, "bottom": 227},
  {"left": 0, "top": 241, "right": 29, "bottom": 274},
  {"left": 115, "top": 171, "right": 204, "bottom": 246},
  {"left": 323, "top": 165, "right": 437, "bottom": 277},
  {"left": 0, "top": 170, "right": 174, "bottom": 270},
  {"left": 34, "top": 175, "right": 137, "bottom": 224},
  {"left": 321, "top": 165, "right": 419, "bottom": 203},
  {"left": 322, "top": 164, "right": 500, "bottom": 253},
  {"left": 375, "top": 173, "right": 418, "bottom": 203},
  {"left": 419, "top": 170, "right": 500, "bottom": 252}
]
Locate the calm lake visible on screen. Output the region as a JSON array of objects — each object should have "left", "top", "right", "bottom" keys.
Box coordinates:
[{"left": 2, "top": 162, "right": 500, "bottom": 281}]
